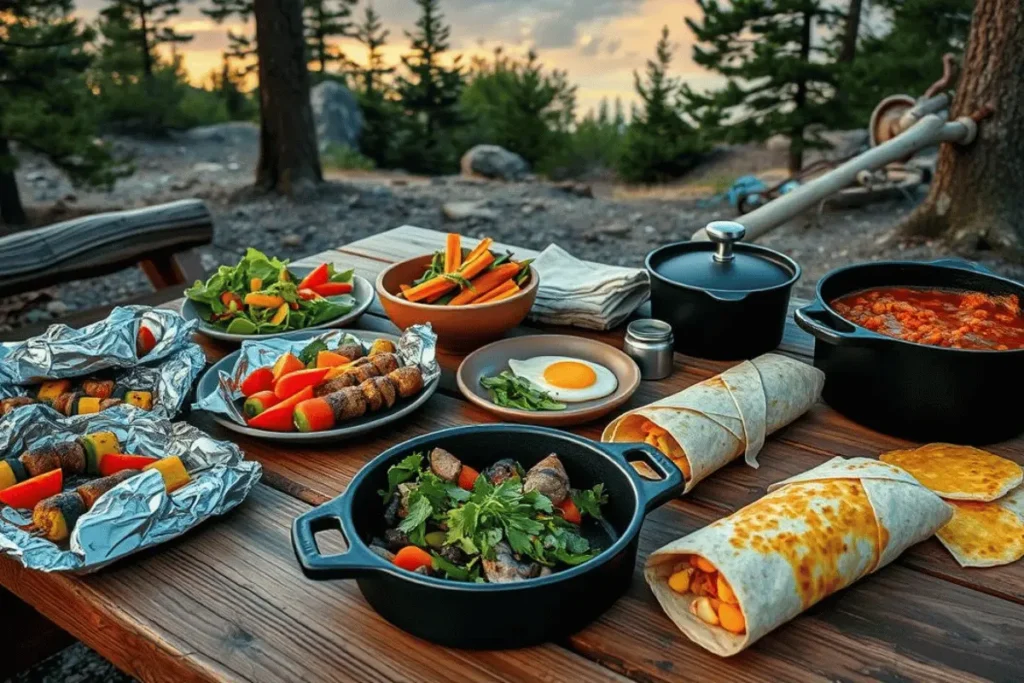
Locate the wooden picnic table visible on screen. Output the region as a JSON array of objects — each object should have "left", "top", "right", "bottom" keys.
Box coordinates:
[{"left": 2, "top": 225, "right": 1022, "bottom": 683}]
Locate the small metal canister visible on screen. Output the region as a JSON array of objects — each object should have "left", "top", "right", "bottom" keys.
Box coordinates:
[{"left": 624, "top": 319, "right": 674, "bottom": 380}]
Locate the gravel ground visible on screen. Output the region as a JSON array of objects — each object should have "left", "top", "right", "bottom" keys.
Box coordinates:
[{"left": 3, "top": 129, "right": 1023, "bottom": 680}]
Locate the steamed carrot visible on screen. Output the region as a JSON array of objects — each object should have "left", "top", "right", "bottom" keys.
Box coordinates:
[
  {"left": 487, "top": 284, "right": 521, "bottom": 303},
  {"left": 459, "top": 250, "right": 495, "bottom": 280},
  {"left": 464, "top": 238, "right": 493, "bottom": 264},
  {"left": 448, "top": 263, "right": 521, "bottom": 305},
  {"left": 444, "top": 233, "right": 462, "bottom": 273},
  {"left": 476, "top": 280, "right": 518, "bottom": 303},
  {"left": 403, "top": 274, "right": 455, "bottom": 302}
]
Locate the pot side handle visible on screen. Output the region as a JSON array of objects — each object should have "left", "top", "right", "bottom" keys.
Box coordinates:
[
  {"left": 794, "top": 300, "right": 879, "bottom": 346},
  {"left": 601, "top": 441, "right": 685, "bottom": 513},
  {"left": 292, "top": 499, "right": 383, "bottom": 581}
]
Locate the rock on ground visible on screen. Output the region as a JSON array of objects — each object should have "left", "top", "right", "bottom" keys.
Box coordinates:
[
  {"left": 460, "top": 145, "right": 530, "bottom": 181},
  {"left": 309, "top": 81, "right": 364, "bottom": 152}
]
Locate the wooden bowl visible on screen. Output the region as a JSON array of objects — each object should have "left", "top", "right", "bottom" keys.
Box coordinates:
[
  {"left": 376, "top": 254, "right": 539, "bottom": 353},
  {"left": 456, "top": 334, "right": 641, "bottom": 427}
]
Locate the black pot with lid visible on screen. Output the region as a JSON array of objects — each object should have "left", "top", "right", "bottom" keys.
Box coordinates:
[{"left": 645, "top": 221, "right": 801, "bottom": 360}]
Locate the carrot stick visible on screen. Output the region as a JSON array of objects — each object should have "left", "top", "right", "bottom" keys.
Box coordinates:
[
  {"left": 444, "top": 233, "right": 462, "bottom": 273},
  {"left": 398, "top": 284, "right": 411, "bottom": 298},
  {"left": 464, "top": 238, "right": 493, "bottom": 264},
  {"left": 459, "top": 250, "right": 495, "bottom": 280},
  {"left": 448, "top": 263, "right": 521, "bottom": 305},
  {"left": 476, "top": 280, "right": 518, "bottom": 304},
  {"left": 483, "top": 283, "right": 521, "bottom": 303},
  {"left": 403, "top": 274, "right": 456, "bottom": 303}
]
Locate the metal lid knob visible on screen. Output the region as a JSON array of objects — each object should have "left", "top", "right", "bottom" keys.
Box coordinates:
[{"left": 705, "top": 221, "right": 746, "bottom": 263}]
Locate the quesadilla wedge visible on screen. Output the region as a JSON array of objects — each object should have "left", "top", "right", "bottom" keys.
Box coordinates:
[
  {"left": 936, "top": 485, "right": 1024, "bottom": 567},
  {"left": 880, "top": 443, "right": 1023, "bottom": 502}
]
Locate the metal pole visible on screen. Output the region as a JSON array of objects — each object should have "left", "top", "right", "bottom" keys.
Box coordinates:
[{"left": 691, "top": 115, "right": 975, "bottom": 242}]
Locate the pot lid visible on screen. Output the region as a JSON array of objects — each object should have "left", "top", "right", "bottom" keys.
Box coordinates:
[{"left": 653, "top": 222, "right": 794, "bottom": 291}]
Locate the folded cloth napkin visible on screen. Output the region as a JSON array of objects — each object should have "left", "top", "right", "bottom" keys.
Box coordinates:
[{"left": 528, "top": 244, "right": 649, "bottom": 330}]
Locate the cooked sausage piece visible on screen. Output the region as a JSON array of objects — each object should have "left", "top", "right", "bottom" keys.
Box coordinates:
[
  {"left": 33, "top": 492, "right": 87, "bottom": 542},
  {"left": 359, "top": 376, "right": 397, "bottom": 412},
  {"left": 368, "top": 353, "right": 400, "bottom": 376},
  {"left": 314, "top": 373, "right": 359, "bottom": 397},
  {"left": 523, "top": 454, "right": 570, "bottom": 505},
  {"left": 77, "top": 470, "right": 138, "bottom": 509},
  {"left": 345, "top": 363, "right": 378, "bottom": 384},
  {"left": 82, "top": 379, "right": 115, "bottom": 399},
  {"left": 334, "top": 343, "right": 365, "bottom": 362},
  {"left": 19, "top": 448, "right": 63, "bottom": 478},
  {"left": 387, "top": 367, "right": 424, "bottom": 398},
  {"left": 0, "top": 397, "right": 35, "bottom": 416},
  {"left": 323, "top": 387, "right": 368, "bottom": 421},
  {"left": 429, "top": 448, "right": 462, "bottom": 482}
]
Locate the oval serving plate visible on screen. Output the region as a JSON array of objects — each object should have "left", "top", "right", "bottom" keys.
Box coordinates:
[
  {"left": 183, "top": 266, "right": 375, "bottom": 343},
  {"left": 456, "top": 334, "right": 641, "bottom": 427},
  {"left": 195, "top": 330, "right": 439, "bottom": 443}
]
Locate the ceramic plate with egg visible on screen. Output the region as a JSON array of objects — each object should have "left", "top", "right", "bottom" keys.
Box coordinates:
[{"left": 456, "top": 334, "right": 641, "bottom": 426}]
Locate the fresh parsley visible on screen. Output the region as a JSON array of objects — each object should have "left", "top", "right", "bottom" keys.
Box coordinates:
[{"left": 480, "top": 371, "right": 566, "bottom": 412}]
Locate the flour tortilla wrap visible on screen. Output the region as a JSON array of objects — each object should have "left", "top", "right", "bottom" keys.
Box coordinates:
[
  {"left": 602, "top": 354, "right": 824, "bottom": 492},
  {"left": 645, "top": 458, "right": 952, "bottom": 656}
]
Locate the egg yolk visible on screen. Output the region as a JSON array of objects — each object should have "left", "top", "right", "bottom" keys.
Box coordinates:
[{"left": 543, "top": 361, "right": 597, "bottom": 389}]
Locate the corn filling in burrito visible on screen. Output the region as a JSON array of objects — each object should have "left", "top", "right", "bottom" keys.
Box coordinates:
[
  {"left": 646, "top": 458, "right": 950, "bottom": 656},
  {"left": 639, "top": 421, "right": 692, "bottom": 480}
]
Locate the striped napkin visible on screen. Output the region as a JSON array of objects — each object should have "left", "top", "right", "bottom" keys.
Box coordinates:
[{"left": 528, "top": 244, "right": 649, "bottom": 330}]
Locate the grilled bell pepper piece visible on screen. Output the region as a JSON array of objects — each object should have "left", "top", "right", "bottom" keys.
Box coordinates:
[
  {"left": 144, "top": 456, "right": 191, "bottom": 493},
  {"left": 247, "top": 386, "right": 314, "bottom": 431},
  {"left": 98, "top": 453, "right": 160, "bottom": 477},
  {"left": 243, "top": 390, "right": 280, "bottom": 418},
  {"left": 271, "top": 352, "right": 305, "bottom": 380},
  {"left": 316, "top": 350, "right": 350, "bottom": 368},
  {"left": 33, "top": 491, "right": 86, "bottom": 542},
  {"left": 0, "top": 469, "right": 63, "bottom": 509},
  {"left": 136, "top": 324, "right": 158, "bottom": 357},
  {"left": 312, "top": 282, "right": 353, "bottom": 297},
  {"left": 273, "top": 367, "right": 331, "bottom": 400},
  {"left": 240, "top": 367, "right": 274, "bottom": 397},
  {"left": 37, "top": 380, "right": 72, "bottom": 404},
  {"left": 81, "top": 379, "right": 115, "bottom": 399}
]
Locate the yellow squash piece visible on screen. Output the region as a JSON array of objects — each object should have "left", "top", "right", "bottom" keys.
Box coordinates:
[
  {"left": 125, "top": 391, "right": 154, "bottom": 410},
  {"left": 144, "top": 456, "right": 191, "bottom": 493},
  {"left": 76, "top": 396, "right": 101, "bottom": 414},
  {"left": 0, "top": 461, "right": 18, "bottom": 491},
  {"left": 37, "top": 379, "right": 72, "bottom": 404},
  {"left": 79, "top": 432, "right": 121, "bottom": 475}
]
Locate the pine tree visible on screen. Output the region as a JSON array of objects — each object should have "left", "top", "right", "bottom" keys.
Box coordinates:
[
  {"left": 353, "top": 3, "right": 399, "bottom": 167},
  {"left": 614, "top": 96, "right": 625, "bottom": 129},
  {"left": 395, "top": 0, "right": 465, "bottom": 173},
  {"left": 597, "top": 97, "right": 610, "bottom": 126},
  {"left": 354, "top": 2, "right": 393, "bottom": 95},
  {"left": 617, "top": 26, "right": 707, "bottom": 183},
  {"left": 0, "top": 0, "right": 123, "bottom": 226},
  {"left": 683, "top": 0, "right": 846, "bottom": 172},
  {"left": 99, "top": 0, "right": 193, "bottom": 79},
  {"left": 212, "top": 51, "right": 255, "bottom": 119},
  {"left": 305, "top": 0, "right": 357, "bottom": 77}
]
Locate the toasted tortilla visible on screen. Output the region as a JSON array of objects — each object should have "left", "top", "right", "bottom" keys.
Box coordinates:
[
  {"left": 646, "top": 458, "right": 951, "bottom": 656},
  {"left": 879, "top": 443, "right": 1023, "bottom": 502},
  {"left": 603, "top": 354, "right": 824, "bottom": 493},
  {"left": 936, "top": 485, "right": 1024, "bottom": 567}
]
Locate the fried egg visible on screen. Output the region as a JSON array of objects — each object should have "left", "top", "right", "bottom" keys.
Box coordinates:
[{"left": 507, "top": 356, "right": 618, "bottom": 403}]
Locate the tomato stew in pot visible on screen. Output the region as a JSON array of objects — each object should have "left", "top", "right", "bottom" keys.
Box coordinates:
[{"left": 831, "top": 286, "right": 1023, "bottom": 350}]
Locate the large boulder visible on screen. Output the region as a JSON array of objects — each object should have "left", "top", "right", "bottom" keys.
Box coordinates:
[
  {"left": 460, "top": 145, "right": 529, "bottom": 181},
  {"left": 310, "top": 81, "right": 364, "bottom": 152}
]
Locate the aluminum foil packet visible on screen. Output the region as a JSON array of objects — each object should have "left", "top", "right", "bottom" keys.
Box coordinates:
[
  {"left": 0, "top": 404, "right": 261, "bottom": 573},
  {"left": 0, "top": 306, "right": 205, "bottom": 420},
  {"left": 193, "top": 325, "right": 440, "bottom": 424}
]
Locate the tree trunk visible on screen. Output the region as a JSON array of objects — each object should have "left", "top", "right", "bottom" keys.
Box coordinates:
[
  {"left": 139, "top": 11, "right": 153, "bottom": 78},
  {"left": 788, "top": 9, "right": 812, "bottom": 173},
  {"left": 900, "top": 0, "right": 1024, "bottom": 251},
  {"left": 838, "top": 0, "right": 862, "bottom": 64},
  {"left": 253, "top": 0, "right": 323, "bottom": 195},
  {"left": 0, "top": 138, "right": 26, "bottom": 228}
]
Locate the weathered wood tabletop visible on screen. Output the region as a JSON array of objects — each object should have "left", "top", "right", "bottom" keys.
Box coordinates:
[{"left": 2, "top": 225, "right": 1022, "bottom": 683}]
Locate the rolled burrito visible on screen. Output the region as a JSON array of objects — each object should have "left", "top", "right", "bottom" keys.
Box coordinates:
[
  {"left": 645, "top": 457, "right": 952, "bottom": 656},
  {"left": 602, "top": 353, "right": 824, "bottom": 492}
]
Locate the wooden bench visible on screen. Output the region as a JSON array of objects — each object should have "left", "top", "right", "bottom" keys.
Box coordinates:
[{"left": 0, "top": 199, "right": 213, "bottom": 338}]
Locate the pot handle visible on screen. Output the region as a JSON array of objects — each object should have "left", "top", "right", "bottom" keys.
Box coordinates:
[
  {"left": 601, "top": 441, "right": 685, "bottom": 513},
  {"left": 794, "top": 300, "right": 879, "bottom": 346},
  {"left": 292, "top": 498, "right": 384, "bottom": 581},
  {"left": 928, "top": 257, "right": 995, "bottom": 275}
]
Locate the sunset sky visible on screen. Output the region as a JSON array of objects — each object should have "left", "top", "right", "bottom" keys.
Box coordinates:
[{"left": 74, "top": 0, "right": 724, "bottom": 115}]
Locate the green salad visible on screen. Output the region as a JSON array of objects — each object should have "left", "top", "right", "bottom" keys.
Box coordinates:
[{"left": 185, "top": 248, "right": 356, "bottom": 334}]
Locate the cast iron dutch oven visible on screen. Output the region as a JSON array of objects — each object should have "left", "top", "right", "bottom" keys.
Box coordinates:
[
  {"left": 795, "top": 258, "right": 1024, "bottom": 443},
  {"left": 647, "top": 221, "right": 801, "bottom": 360},
  {"left": 292, "top": 424, "right": 684, "bottom": 648}
]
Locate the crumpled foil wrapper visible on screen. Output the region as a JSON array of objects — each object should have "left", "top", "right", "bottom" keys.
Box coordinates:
[
  {"left": 0, "top": 306, "right": 205, "bottom": 420},
  {"left": 193, "top": 324, "right": 440, "bottom": 424},
  {"left": 0, "top": 404, "right": 261, "bottom": 573}
]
